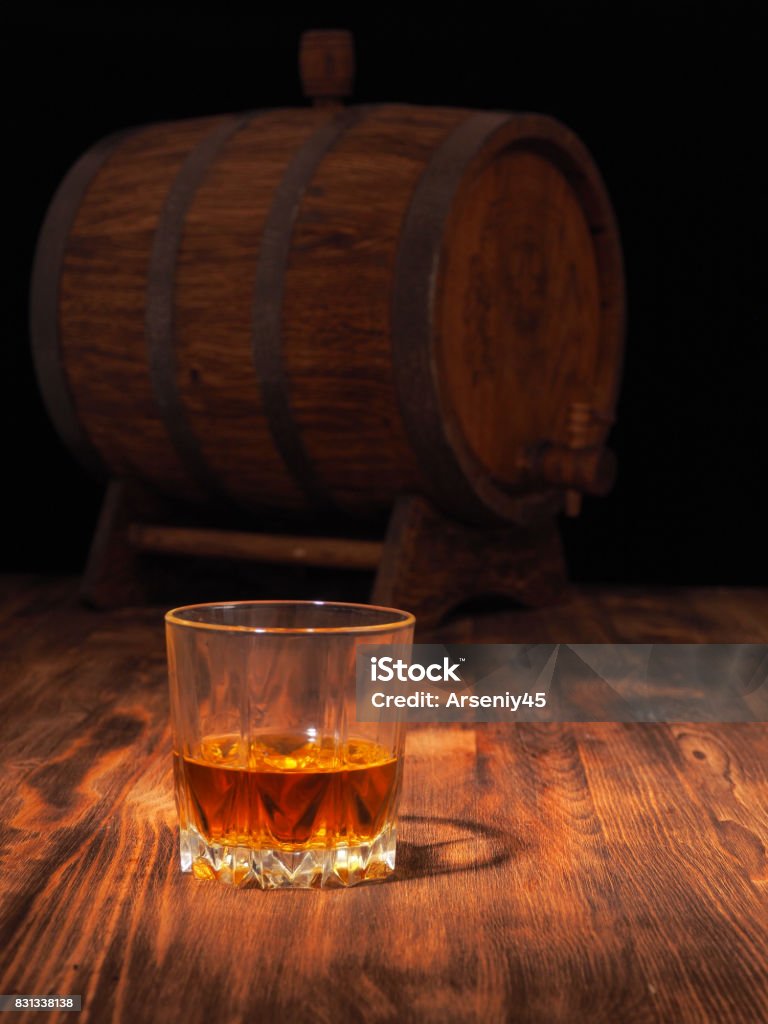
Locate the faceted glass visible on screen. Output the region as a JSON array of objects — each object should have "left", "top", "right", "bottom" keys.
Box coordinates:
[{"left": 166, "top": 601, "right": 414, "bottom": 889}]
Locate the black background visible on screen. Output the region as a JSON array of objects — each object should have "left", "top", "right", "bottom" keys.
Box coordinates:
[{"left": 2, "top": 5, "right": 765, "bottom": 585}]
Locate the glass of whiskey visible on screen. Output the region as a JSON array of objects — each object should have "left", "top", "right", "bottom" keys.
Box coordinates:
[{"left": 165, "top": 600, "right": 415, "bottom": 889}]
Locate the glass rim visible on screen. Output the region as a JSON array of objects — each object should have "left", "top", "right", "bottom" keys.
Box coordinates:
[{"left": 164, "top": 599, "right": 416, "bottom": 635}]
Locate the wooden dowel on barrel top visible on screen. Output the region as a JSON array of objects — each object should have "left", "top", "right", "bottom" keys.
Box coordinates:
[
  {"left": 128, "top": 524, "right": 383, "bottom": 571},
  {"left": 299, "top": 30, "right": 355, "bottom": 108}
]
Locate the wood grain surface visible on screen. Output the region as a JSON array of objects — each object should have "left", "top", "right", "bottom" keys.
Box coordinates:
[{"left": 0, "top": 577, "right": 766, "bottom": 1023}]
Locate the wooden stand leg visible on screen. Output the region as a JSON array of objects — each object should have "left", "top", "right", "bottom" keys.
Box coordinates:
[
  {"left": 82, "top": 487, "right": 568, "bottom": 619},
  {"left": 371, "top": 496, "right": 569, "bottom": 629},
  {"left": 80, "top": 480, "right": 172, "bottom": 608}
]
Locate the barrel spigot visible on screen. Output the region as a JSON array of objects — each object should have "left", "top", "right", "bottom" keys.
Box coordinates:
[{"left": 521, "top": 403, "right": 616, "bottom": 517}]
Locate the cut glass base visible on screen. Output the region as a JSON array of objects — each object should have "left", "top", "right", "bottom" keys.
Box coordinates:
[{"left": 179, "top": 824, "right": 397, "bottom": 889}]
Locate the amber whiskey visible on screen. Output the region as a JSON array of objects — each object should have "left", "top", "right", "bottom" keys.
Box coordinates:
[{"left": 174, "top": 732, "right": 400, "bottom": 851}]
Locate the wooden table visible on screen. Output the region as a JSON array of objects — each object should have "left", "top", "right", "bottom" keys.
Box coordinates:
[{"left": 1, "top": 577, "right": 766, "bottom": 1023}]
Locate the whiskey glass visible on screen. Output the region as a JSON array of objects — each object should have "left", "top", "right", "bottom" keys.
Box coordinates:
[{"left": 166, "top": 600, "right": 415, "bottom": 889}]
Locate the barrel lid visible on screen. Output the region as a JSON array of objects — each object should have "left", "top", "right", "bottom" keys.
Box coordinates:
[{"left": 433, "top": 113, "right": 624, "bottom": 513}]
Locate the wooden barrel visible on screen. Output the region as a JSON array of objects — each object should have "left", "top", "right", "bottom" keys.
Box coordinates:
[{"left": 31, "top": 38, "right": 623, "bottom": 528}]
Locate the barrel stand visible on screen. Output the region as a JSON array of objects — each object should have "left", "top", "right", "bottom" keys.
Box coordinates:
[{"left": 81, "top": 482, "right": 569, "bottom": 629}]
